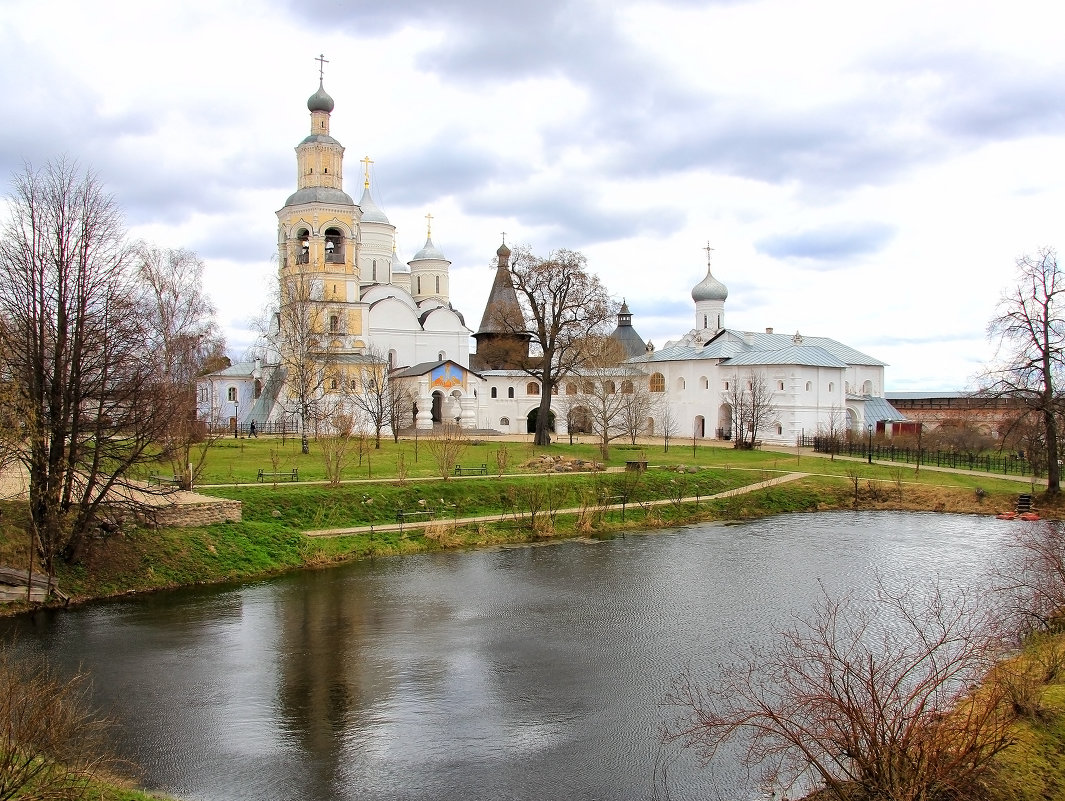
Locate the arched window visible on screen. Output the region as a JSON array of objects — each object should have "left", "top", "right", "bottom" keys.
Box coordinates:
[
  {"left": 500, "top": 417, "right": 510, "bottom": 426},
  {"left": 775, "top": 423, "right": 783, "bottom": 435},
  {"left": 605, "top": 380, "right": 616, "bottom": 394},
  {"left": 438, "top": 351, "right": 446, "bottom": 361},
  {"left": 491, "top": 387, "right": 497, "bottom": 398},
  {"left": 372, "top": 259, "right": 377, "bottom": 281},
  {"left": 330, "top": 378, "right": 338, "bottom": 390},
  {"left": 527, "top": 382, "right": 540, "bottom": 395},
  {"left": 436, "top": 275, "right": 441, "bottom": 293},
  {"left": 701, "top": 376, "right": 709, "bottom": 390},
  {"left": 862, "top": 379, "right": 872, "bottom": 394},
  {"left": 324, "top": 227, "right": 344, "bottom": 263},
  {"left": 254, "top": 379, "right": 262, "bottom": 399},
  {"left": 777, "top": 380, "right": 784, "bottom": 391},
  {"left": 227, "top": 386, "right": 237, "bottom": 402},
  {"left": 649, "top": 373, "right": 665, "bottom": 393},
  {"left": 621, "top": 380, "right": 634, "bottom": 394},
  {"left": 566, "top": 383, "right": 577, "bottom": 395},
  {"left": 806, "top": 381, "right": 812, "bottom": 391},
  {"left": 417, "top": 276, "right": 421, "bottom": 294},
  {"left": 582, "top": 381, "right": 594, "bottom": 394},
  {"left": 829, "top": 382, "right": 835, "bottom": 392},
  {"left": 676, "top": 377, "right": 686, "bottom": 391},
  {"left": 724, "top": 381, "right": 730, "bottom": 391},
  {"left": 330, "top": 314, "right": 339, "bottom": 333},
  {"left": 507, "top": 387, "right": 515, "bottom": 398}
]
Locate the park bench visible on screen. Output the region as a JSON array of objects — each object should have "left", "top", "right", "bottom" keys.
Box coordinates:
[
  {"left": 395, "top": 509, "right": 435, "bottom": 524},
  {"left": 624, "top": 460, "right": 648, "bottom": 471},
  {"left": 148, "top": 474, "right": 181, "bottom": 487},
  {"left": 257, "top": 468, "right": 299, "bottom": 483},
  {"left": 454, "top": 463, "right": 489, "bottom": 476}
]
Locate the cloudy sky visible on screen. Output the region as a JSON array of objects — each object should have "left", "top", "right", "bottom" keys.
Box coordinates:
[{"left": 3, "top": 0, "right": 1064, "bottom": 390}]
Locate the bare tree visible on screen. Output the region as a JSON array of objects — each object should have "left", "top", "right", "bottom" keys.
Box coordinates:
[
  {"left": 619, "top": 373, "right": 655, "bottom": 446},
  {"left": 136, "top": 243, "right": 227, "bottom": 488},
  {"left": 994, "top": 520, "right": 1065, "bottom": 635},
  {"left": 492, "top": 246, "right": 615, "bottom": 445},
  {"left": 345, "top": 347, "right": 410, "bottom": 449},
  {"left": 319, "top": 408, "right": 359, "bottom": 486},
  {"left": 0, "top": 160, "right": 175, "bottom": 572},
  {"left": 564, "top": 337, "right": 634, "bottom": 460},
  {"left": 666, "top": 579, "right": 1012, "bottom": 801},
  {"left": 817, "top": 405, "right": 846, "bottom": 459},
  {"left": 274, "top": 271, "right": 336, "bottom": 454},
  {"left": 725, "top": 371, "right": 778, "bottom": 449},
  {"left": 425, "top": 422, "right": 469, "bottom": 480},
  {"left": 984, "top": 247, "right": 1064, "bottom": 494},
  {"left": 0, "top": 645, "right": 122, "bottom": 800},
  {"left": 659, "top": 399, "right": 679, "bottom": 453}
]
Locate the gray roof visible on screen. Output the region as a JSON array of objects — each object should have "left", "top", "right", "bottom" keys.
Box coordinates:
[
  {"left": 392, "top": 359, "right": 482, "bottom": 379},
  {"left": 204, "top": 361, "right": 256, "bottom": 378},
  {"left": 284, "top": 186, "right": 355, "bottom": 207},
  {"left": 609, "top": 320, "right": 649, "bottom": 359},
  {"left": 630, "top": 328, "right": 885, "bottom": 368},
  {"left": 300, "top": 133, "right": 342, "bottom": 146},
  {"left": 862, "top": 395, "right": 907, "bottom": 422},
  {"left": 358, "top": 185, "right": 390, "bottom": 224},
  {"left": 885, "top": 391, "right": 970, "bottom": 400},
  {"left": 724, "top": 345, "right": 847, "bottom": 368},
  {"left": 411, "top": 235, "right": 448, "bottom": 262}
]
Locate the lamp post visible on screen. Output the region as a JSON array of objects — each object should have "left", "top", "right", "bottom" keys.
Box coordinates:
[
  {"left": 234, "top": 399, "right": 239, "bottom": 439},
  {"left": 867, "top": 423, "right": 873, "bottom": 464}
]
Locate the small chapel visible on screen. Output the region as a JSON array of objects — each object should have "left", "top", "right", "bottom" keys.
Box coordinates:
[{"left": 197, "top": 73, "right": 902, "bottom": 444}]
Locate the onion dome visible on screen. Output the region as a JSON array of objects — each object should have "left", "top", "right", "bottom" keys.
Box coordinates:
[
  {"left": 692, "top": 266, "right": 728, "bottom": 302},
  {"left": 412, "top": 236, "right": 447, "bottom": 262},
  {"left": 358, "top": 185, "right": 390, "bottom": 224},
  {"left": 496, "top": 241, "right": 511, "bottom": 259},
  {"left": 307, "top": 81, "right": 334, "bottom": 113}
]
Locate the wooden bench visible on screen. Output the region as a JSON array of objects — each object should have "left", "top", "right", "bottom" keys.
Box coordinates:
[
  {"left": 454, "top": 463, "right": 489, "bottom": 476},
  {"left": 257, "top": 468, "right": 299, "bottom": 483},
  {"left": 624, "top": 460, "right": 648, "bottom": 471},
  {"left": 148, "top": 474, "right": 181, "bottom": 487},
  {"left": 395, "top": 509, "right": 435, "bottom": 523}
]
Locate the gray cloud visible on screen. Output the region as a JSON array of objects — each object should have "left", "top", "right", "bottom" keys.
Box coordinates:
[{"left": 756, "top": 222, "right": 896, "bottom": 264}]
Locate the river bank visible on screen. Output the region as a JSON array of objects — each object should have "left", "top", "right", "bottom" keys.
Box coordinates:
[{"left": 0, "top": 461, "right": 1050, "bottom": 615}]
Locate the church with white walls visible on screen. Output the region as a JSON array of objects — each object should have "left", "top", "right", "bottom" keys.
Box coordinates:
[{"left": 197, "top": 77, "right": 901, "bottom": 445}]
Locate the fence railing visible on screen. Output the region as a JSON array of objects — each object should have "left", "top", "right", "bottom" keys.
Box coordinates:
[
  {"left": 797, "top": 434, "right": 1034, "bottom": 477},
  {"left": 207, "top": 420, "right": 300, "bottom": 437}
]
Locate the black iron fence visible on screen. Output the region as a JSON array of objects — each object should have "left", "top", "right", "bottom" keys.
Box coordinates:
[
  {"left": 207, "top": 420, "right": 301, "bottom": 437},
  {"left": 798, "top": 434, "right": 1034, "bottom": 478}
]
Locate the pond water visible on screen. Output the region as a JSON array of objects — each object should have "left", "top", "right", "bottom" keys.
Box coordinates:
[{"left": 0, "top": 511, "right": 1010, "bottom": 801}]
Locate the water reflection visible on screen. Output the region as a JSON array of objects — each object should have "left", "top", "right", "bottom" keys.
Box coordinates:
[{"left": 0, "top": 512, "right": 1008, "bottom": 801}]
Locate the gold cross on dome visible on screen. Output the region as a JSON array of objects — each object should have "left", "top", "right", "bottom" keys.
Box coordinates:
[
  {"left": 316, "top": 54, "right": 329, "bottom": 81},
  {"left": 425, "top": 212, "right": 433, "bottom": 237},
  {"left": 361, "top": 155, "right": 373, "bottom": 188}
]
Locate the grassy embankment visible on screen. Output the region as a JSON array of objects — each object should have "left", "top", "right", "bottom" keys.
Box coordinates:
[{"left": 0, "top": 436, "right": 1051, "bottom": 606}]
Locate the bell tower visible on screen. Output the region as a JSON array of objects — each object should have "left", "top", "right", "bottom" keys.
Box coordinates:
[{"left": 275, "top": 56, "right": 365, "bottom": 356}]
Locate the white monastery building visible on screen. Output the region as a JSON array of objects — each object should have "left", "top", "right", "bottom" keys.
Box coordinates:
[{"left": 197, "top": 77, "right": 902, "bottom": 444}]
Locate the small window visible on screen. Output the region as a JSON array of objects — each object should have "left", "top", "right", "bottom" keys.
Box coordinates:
[
  {"left": 491, "top": 387, "right": 497, "bottom": 398},
  {"left": 500, "top": 417, "right": 510, "bottom": 426},
  {"left": 621, "top": 380, "right": 634, "bottom": 394},
  {"left": 436, "top": 275, "right": 440, "bottom": 293},
  {"left": 199, "top": 386, "right": 208, "bottom": 403},
  {"left": 829, "top": 382, "right": 835, "bottom": 392},
  {"left": 806, "top": 381, "right": 812, "bottom": 391},
  {"left": 677, "top": 377, "right": 685, "bottom": 391},
  {"left": 775, "top": 423, "right": 783, "bottom": 435},
  {"left": 724, "top": 381, "right": 730, "bottom": 391},
  {"left": 507, "top": 387, "right": 515, "bottom": 399},
  {"left": 605, "top": 380, "right": 616, "bottom": 394},
  {"left": 372, "top": 259, "right": 377, "bottom": 281},
  {"left": 227, "top": 386, "right": 237, "bottom": 402},
  {"left": 438, "top": 351, "right": 446, "bottom": 361},
  {"left": 582, "top": 381, "right": 594, "bottom": 394},
  {"left": 254, "top": 379, "right": 262, "bottom": 399},
  {"left": 330, "top": 315, "right": 339, "bottom": 333},
  {"left": 701, "top": 376, "right": 709, "bottom": 390},
  {"left": 417, "top": 276, "right": 421, "bottom": 294},
  {"left": 527, "top": 382, "right": 540, "bottom": 395},
  {"left": 566, "top": 383, "right": 577, "bottom": 395},
  {"left": 330, "top": 378, "right": 338, "bottom": 390},
  {"left": 649, "top": 373, "right": 665, "bottom": 393},
  {"left": 777, "top": 380, "right": 784, "bottom": 391}
]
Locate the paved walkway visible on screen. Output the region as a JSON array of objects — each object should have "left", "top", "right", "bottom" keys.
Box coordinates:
[{"left": 303, "top": 472, "right": 809, "bottom": 538}]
